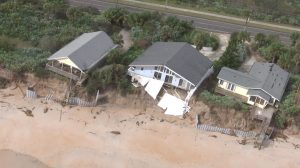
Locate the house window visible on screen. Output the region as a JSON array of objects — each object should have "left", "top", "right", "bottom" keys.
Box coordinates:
[
  {"left": 259, "top": 99, "right": 265, "bottom": 105},
  {"left": 269, "top": 97, "right": 274, "bottom": 104},
  {"left": 165, "top": 75, "right": 173, "bottom": 83},
  {"left": 187, "top": 83, "right": 191, "bottom": 90},
  {"left": 231, "top": 84, "right": 235, "bottom": 91},
  {"left": 141, "top": 67, "right": 144, "bottom": 71},
  {"left": 166, "top": 69, "right": 169, "bottom": 74},
  {"left": 227, "top": 83, "right": 231, "bottom": 90},
  {"left": 179, "top": 79, "right": 183, "bottom": 86},
  {"left": 154, "top": 72, "right": 162, "bottom": 80},
  {"left": 219, "top": 79, "right": 224, "bottom": 85},
  {"left": 160, "top": 67, "right": 164, "bottom": 72},
  {"left": 227, "top": 83, "right": 235, "bottom": 91},
  {"left": 255, "top": 97, "right": 260, "bottom": 104},
  {"left": 250, "top": 96, "right": 256, "bottom": 102},
  {"left": 154, "top": 66, "right": 158, "bottom": 70}
]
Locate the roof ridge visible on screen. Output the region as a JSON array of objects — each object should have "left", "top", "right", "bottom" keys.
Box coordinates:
[
  {"left": 67, "top": 31, "right": 102, "bottom": 59},
  {"left": 165, "top": 42, "right": 189, "bottom": 65}
]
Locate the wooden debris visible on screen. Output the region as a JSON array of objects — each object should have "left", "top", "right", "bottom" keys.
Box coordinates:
[
  {"left": 228, "top": 129, "right": 237, "bottom": 137},
  {"left": 44, "top": 107, "right": 48, "bottom": 113},
  {"left": 237, "top": 139, "right": 247, "bottom": 145},
  {"left": 89, "top": 132, "right": 96, "bottom": 135},
  {"left": 110, "top": 131, "right": 121, "bottom": 135},
  {"left": 209, "top": 135, "right": 217, "bottom": 138},
  {"left": 23, "top": 109, "right": 33, "bottom": 117},
  {"left": 292, "top": 143, "right": 300, "bottom": 149}
]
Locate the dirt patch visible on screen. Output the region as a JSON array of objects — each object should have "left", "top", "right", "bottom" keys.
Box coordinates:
[
  {"left": 190, "top": 101, "right": 261, "bottom": 131},
  {"left": 119, "top": 29, "right": 133, "bottom": 51},
  {"left": 200, "top": 33, "right": 230, "bottom": 61},
  {"left": 0, "top": 77, "right": 9, "bottom": 89},
  {"left": 22, "top": 73, "right": 68, "bottom": 98}
]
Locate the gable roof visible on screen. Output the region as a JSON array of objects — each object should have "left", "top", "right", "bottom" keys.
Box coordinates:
[
  {"left": 48, "top": 31, "right": 117, "bottom": 71},
  {"left": 130, "top": 42, "right": 213, "bottom": 85},
  {"left": 217, "top": 62, "right": 289, "bottom": 101},
  {"left": 247, "top": 89, "right": 271, "bottom": 101}
]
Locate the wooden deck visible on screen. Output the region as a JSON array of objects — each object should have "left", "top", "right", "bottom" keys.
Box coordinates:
[
  {"left": 214, "top": 86, "right": 248, "bottom": 102},
  {"left": 46, "top": 64, "right": 81, "bottom": 81}
]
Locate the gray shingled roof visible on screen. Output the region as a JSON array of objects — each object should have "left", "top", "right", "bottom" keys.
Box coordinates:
[
  {"left": 48, "top": 31, "right": 117, "bottom": 71},
  {"left": 130, "top": 42, "right": 213, "bottom": 85},
  {"left": 247, "top": 89, "right": 271, "bottom": 101},
  {"left": 217, "top": 67, "right": 261, "bottom": 88},
  {"left": 217, "top": 62, "right": 289, "bottom": 101}
]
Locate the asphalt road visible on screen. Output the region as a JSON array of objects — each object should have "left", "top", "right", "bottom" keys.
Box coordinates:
[{"left": 68, "top": 0, "right": 291, "bottom": 43}]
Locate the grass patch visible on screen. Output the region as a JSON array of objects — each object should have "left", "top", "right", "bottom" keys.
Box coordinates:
[
  {"left": 198, "top": 90, "right": 249, "bottom": 112},
  {"left": 109, "top": 0, "right": 299, "bottom": 33}
]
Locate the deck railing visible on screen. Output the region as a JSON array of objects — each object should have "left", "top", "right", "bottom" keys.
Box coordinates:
[{"left": 46, "top": 64, "right": 80, "bottom": 81}]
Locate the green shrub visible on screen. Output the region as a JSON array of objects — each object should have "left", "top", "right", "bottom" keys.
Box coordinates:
[
  {"left": 102, "top": 7, "right": 128, "bottom": 27},
  {"left": 213, "top": 31, "right": 249, "bottom": 73},
  {"left": 191, "top": 31, "right": 219, "bottom": 50},
  {"left": 0, "top": 1, "right": 104, "bottom": 50},
  {"left": 276, "top": 75, "right": 300, "bottom": 128},
  {"left": 0, "top": 48, "right": 50, "bottom": 73},
  {"left": 0, "top": 78, "right": 9, "bottom": 89},
  {"left": 198, "top": 90, "right": 249, "bottom": 112},
  {"left": 0, "top": 40, "right": 15, "bottom": 51},
  {"left": 86, "top": 64, "right": 132, "bottom": 95}
]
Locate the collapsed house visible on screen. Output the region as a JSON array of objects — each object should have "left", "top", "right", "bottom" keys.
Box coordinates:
[
  {"left": 128, "top": 42, "right": 214, "bottom": 116},
  {"left": 46, "top": 31, "right": 118, "bottom": 85},
  {"left": 216, "top": 62, "right": 289, "bottom": 109}
]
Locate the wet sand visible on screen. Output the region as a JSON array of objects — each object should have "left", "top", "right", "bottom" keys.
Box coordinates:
[{"left": 0, "top": 149, "right": 50, "bottom": 168}]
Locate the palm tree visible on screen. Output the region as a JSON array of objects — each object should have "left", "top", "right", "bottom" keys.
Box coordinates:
[
  {"left": 290, "top": 32, "right": 300, "bottom": 46},
  {"left": 293, "top": 42, "right": 300, "bottom": 68},
  {"left": 239, "top": 31, "right": 251, "bottom": 43}
]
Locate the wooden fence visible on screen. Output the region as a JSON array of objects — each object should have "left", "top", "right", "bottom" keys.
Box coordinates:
[{"left": 0, "top": 69, "right": 14, "bottom": 80}]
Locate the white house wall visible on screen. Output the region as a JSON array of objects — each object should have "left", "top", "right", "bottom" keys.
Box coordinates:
[
  {"left": 217, "top": 80, "right": 249, "bottom": 96},
  {"left": 218, "top": 78, "right": 274, "bottom": 109},
  {"left": 130, "top": 65, "right": 193, "bottom": 90},
  {"left": 133, "top": 66, "right": 155, "bottom": 78},
  {"left": 185, "top": 66, "right": 214, "bottom": 103},
  {"left": 57, "top": 58, "right": 81, "bottom": 70}
]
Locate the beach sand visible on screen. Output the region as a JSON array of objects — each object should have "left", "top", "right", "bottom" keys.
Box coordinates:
[{"left": 0, "top": 86, "right": 300, "bottom": 168}]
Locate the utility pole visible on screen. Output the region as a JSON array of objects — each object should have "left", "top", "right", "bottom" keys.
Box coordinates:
[
  {"left": 244, "top": 10, "right": 253, "bottom": 32},
  {"left": 115, "top": 0, "right": 119, "bottom": 7},
  {"left": 165, "top": 0, "right": 168, "bottom": 8}
]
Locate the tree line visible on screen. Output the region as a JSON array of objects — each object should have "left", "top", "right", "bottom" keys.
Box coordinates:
[{"left": 155, "top": 0, "right": 300, "bottom": 26}]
